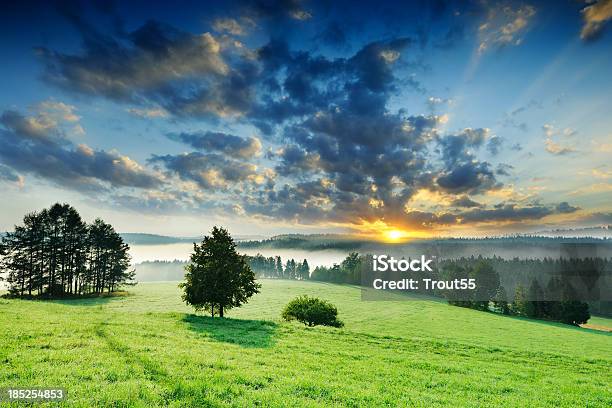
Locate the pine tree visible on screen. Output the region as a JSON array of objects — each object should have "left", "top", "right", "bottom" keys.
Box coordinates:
[
  {"left": 0, "top": 203, "right": 134, "bottom": 298},
  {"left": 275, "top": 256, "right": 283, "bottom": 279},
  {"left": 180, "top": 227, "right": 260, "bottom": 317},
  {"left": 300, "top": 259, "right": 310, "bottom": 280}
]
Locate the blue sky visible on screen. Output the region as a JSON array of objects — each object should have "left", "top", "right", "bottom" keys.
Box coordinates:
[{"left": 0, "top": 0, "right": 611, "bottom": 238}]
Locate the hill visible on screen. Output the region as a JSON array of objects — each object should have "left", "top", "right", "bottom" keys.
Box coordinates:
[
  {"left": 0, "top": 280, "right": 610, "bottom": 406},
  {"left": 120, "top": 233, "right": 266, "bottom": 245},
  {"left": 238, "top": 235, "right": 612, "bottom": 259}
]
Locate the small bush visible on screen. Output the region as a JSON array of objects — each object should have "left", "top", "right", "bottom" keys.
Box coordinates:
[{"left": 281, "top": 295, "right": 344, "bottom": 327}]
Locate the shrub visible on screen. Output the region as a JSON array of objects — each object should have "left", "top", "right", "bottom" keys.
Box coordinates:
[{"left": 281, "top": 295, "right": 344, "bottom": 327}]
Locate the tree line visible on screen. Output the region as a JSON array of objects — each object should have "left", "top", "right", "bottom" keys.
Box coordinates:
[
  {"left": 246, "top": 254, "right": 310, "bottom": 280},
  {"left": 0, "top": 203, "right": 135, "bottom": 297},
  {"left": 439, "top": 260, "right": 591, "bottom": 326},
  {"left": 306, "top": 252, "right": 610, "bottom": 325}
]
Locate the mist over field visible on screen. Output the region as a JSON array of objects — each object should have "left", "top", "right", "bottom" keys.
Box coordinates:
[{"left": 129, "top": 233, "right": 612, "bottom": 277}]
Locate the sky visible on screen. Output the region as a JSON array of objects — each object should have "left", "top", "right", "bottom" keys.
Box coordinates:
[{"left": 0, "top": 0, "right": 611, "bottom": 239}]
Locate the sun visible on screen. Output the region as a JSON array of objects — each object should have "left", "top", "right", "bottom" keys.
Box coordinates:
[{"left": 385, "top": 229, "right": 407, "bottom": 241}]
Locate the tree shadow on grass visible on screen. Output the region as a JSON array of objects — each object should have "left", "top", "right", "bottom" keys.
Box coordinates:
[
  {"left": 48, "top": 291, "right": 132, "bottom": 307},
  {"left": 182, "top": 314, "right": 278, "bottom": 348}
]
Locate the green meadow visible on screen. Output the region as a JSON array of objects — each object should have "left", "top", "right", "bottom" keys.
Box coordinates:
[{"left": 1, "top": 280, "right": 610, "bottom": 407}]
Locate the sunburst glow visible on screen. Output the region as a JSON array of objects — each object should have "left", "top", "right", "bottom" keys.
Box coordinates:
[{"left": 385, "top": 229, "right": 406, "bottom": 241}]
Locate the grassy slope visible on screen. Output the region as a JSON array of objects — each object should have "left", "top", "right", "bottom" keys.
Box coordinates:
[{"left": 0, "top": 280, "right": 610, "bottom": 407}]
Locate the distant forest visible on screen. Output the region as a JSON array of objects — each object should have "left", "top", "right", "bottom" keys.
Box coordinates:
[
  {"left": 237, "top": 234, "right": 612, "bottom": 259},
  {"left": 134, "top": 252, "right": 612, "bottom": 320},
  {"left": 134, "top": 255, "right": 310, "bottom": 282},
  {"left": 0, "top": 203, "right": 134, "bottom": 297}
]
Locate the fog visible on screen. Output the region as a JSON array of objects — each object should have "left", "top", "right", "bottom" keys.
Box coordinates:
[{"left": 129, "top": 243, "right": 350, "bottom": 268}]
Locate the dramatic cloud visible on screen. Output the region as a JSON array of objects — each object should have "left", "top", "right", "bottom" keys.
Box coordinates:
[
  {"left": 149, "top": 152, "right": 272, "bottom": 191},
  {"left": 435, "top": 128, "right": 501, "bottom": 195},
  {"left": 168, "top": 131, "right": 262, "bottom": 159},
  {"left": 0, "top": 109, "right": 162, "bottom": 191},
  {"left": 451, "top": 195, "right": 483, "bottom": 208},
  {"left": 38, "top": 20, "right": 251, "bottom": 118},
  {"left": 478, "top": 4, "right": 536, "bottom": 53},
  {"left": 274, "top": 145, "right": 322, "bottom": 176},
  {"left": 581, "top": 0, "right": 612, "bottom": 41},
  {"left": 22, "top": 7, "right": 586, "bottom": 232}
]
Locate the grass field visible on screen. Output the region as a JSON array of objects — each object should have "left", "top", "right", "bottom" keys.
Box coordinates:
[{"left": 1, "top": 280, "right": 610, "bottom": 407}]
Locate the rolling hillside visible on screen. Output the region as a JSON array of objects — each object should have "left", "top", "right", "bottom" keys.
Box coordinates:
[{"left": 1, "top": 280, "right": 610, "bottom": 406}]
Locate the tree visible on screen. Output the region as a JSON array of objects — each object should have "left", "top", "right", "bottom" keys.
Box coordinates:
[
  {"left": 470, "top": 261, "right": 500, "bottom": 310},
  {"left": 282, "top": 295, "right": 343, "bottom": 327},
  {"left": 525, "top": 279, "right": 545, "bottom": 318},
  {"left": 298, "top": 259, "right": 310, "bottom": 280},
  {"left": 275, "top": 256, "right": 283, "bottom": 279},
  {"left": 512, "top": 284, "right": 528, "bottom": 316},
  {"left": 0, "top": 203, "right": 133, "bottom": 298},
  {"left": 557, "top": 282, "right": 590, "bottom": 326},
  {"left": 284, "top": 259, "right": 297, "bottom": 279},
  {"left": 180, "top": 226, "right": 260, "bottom": 317},
  {"left": 443, "top": 264, "right": 471, "bottom": 307},
  {"left": 340, "top": 252, "right": 361, "bottom": 283},
  {"left": 493, "top": 286, "right": 511, "bottom": 315}
]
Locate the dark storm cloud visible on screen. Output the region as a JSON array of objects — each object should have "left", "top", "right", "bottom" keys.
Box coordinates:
[
  {"left": 168, "top": 131, "right": 262, "bottom": 159},
  {"left": 0, "top": 110, "right": 163, "bottom": 191}
]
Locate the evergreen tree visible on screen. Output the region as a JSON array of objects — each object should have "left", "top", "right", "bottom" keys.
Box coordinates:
[
  {"left": 275, "top": 256, "right": 283, "bottom": 279},
  {"left": 180, "top": 227, "right": 260, "bottom": 317},
  {"left": 299, "top": 259, "right": 310, "bottom": 280},
  {"left": 512, "top": 284, "right": 528, "bottom": 316},
  {"left": 493, "top": 286, "right": 511, "bottom": 315},
  {"left": 0, "top": 203, "right": 133, "bottom": 297},
  {"left": 525, "top": 279, "right": 545, "bottom": 318},
  {"left": 340, "top": 252, "right": 361, "bottom": 283},
  {"left": 470, "top": 261, "right": 500, "bottom": 310}
]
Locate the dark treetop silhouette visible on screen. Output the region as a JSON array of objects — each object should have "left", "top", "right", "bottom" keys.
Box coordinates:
[{"left": 0, "top": 203, "right": 134, "bottom": 297}]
